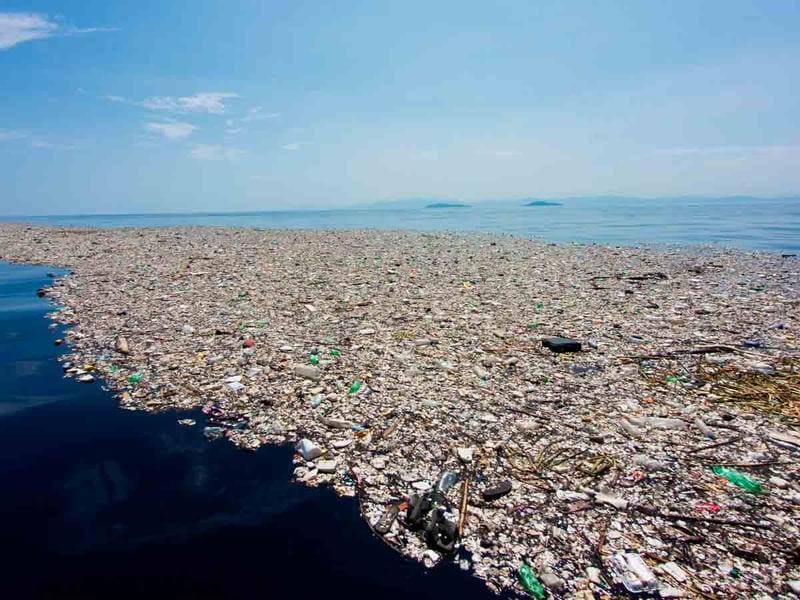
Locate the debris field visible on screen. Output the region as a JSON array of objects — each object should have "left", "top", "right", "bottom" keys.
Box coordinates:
[{"left": 1, "top": 223, "right": 799, "bottom": 599}]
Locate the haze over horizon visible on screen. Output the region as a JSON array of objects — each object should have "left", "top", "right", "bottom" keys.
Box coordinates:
[{"left": 2, "top": 1, "right": 800, "bottom": 215}]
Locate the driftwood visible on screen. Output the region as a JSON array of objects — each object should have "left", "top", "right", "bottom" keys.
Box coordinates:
[
  {"left": 458, "top": 475, "right": 470, "bottom": 537},
  {"left": 687, "top": 435, "right": 745, "bottom": 454}
]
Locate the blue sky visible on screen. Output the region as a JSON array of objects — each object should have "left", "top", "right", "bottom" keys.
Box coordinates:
[{"left": 1, "top": 1, "right": 799, "bottom": 214}]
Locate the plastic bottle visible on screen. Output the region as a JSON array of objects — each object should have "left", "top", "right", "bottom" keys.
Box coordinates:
[
  {"left": 329, "top": 348, "right": 341, "bottom": 357},
  {"left": 127, "top": 371, "right": 143, "bottom": 384},
  {"left": 308, "top": 354, "right": 319, "bottom": 365},
  {"left": 609, "top": 553, "right": 659, "bottom": 593},
  {"left": 711, "top": 466, "right": 763, "bottom": 494},
  {"left": 348, "top": 379, "right": 362, "bottom": 394},
  {"left": 517, "top": 563, "right": 546, "bottom": 599}
]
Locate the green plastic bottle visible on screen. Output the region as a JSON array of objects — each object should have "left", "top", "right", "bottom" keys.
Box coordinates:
[
  {"left": 308, "top": 354, "right": 319, "bottom": 365},
  {"left": 329, "top": 348, "right": 341, "bottom": 357},
  {"left": 127, "top": 371, "right": 143, "bottom": 384},
  {"left": 711, "top": 465, "right": 763, "bottom": 494},
  {"left": 348, "top": 379, "right": 362, "bottom": 394},
  {"left": 517, "top": 563, "right": 546, "bottom": 599}
]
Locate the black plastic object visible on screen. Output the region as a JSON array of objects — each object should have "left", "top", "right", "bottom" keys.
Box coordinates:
[
  {"left": 406, "top": 493, "right": 433, "bottom": 530},
  {"left": 374, "top": 505, "right": 399, "bottom": 535},
  {"left": 482, "top": 480, "right": 512, "bottom": 501},
  {"left": 405, "top": 472, "right": 461, "bottom": 554},
  {"left": 424, "top": 508, "right": 457, "bottom": 553},
  {"left": 542, "top": 336, "right": 582, "bottom": 353}
]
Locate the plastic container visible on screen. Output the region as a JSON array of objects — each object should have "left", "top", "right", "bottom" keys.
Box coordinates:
[
  {"left": 295, "top": 438, "right": 323, "bottom": 460},
  {"left": 711, "top": 466, "right": 763, "bottom": 494},
  {"left": 609, "top": 552, "right": 659, "bottom": 594},
  {"left": 517, "top": 563, "right": 546, "bottom": 599}
]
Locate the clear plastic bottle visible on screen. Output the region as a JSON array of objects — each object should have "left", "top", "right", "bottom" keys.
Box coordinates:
[{"left": 609, "top": 552, "right": 659, "bottom": 594}]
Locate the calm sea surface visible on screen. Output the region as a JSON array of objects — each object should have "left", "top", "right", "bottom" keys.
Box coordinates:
[
  {"left": 5, "top": 197, "right": 800, "bottom": 252},
  {"left": 0, "top": 262, "right": 499, "bottom": 600}
]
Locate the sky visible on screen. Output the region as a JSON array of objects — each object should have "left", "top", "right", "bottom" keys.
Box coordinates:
[{"left": 1, "top": 1, "right": 799, "bottom": 215}]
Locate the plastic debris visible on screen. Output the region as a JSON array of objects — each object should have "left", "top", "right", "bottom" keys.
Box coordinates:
[
  {"left": 609, "top": 552, "right": 659, "bottom": 594},
  {"left": 295, "top": 438, "right": 323, "bottom": 460},
  {"left": 711, "top": 465, "right": 763, "bottom": 494},
  {"left": 517, "top": 563, "right": 546, "bottom": 599},
  {"left": 541, "top": 336, "right": 582, "bottom": 353},
  {"left": 3, "top": 224, "right": 799, "bottom": 599}
]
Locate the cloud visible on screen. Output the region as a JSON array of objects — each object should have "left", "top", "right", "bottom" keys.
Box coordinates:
[
  {"left": 190, "top": 144, "right": 242, "bottom": 161},
  {"left": 241, "top": 107, "right": 280, "bottom": 122},
  {"left": 221, "top": 107, "right": 279, "bottom": 132},
  {"left": 146, "top": 121, "right": 196, "bottom": 140},
  {"left": 0, "top": 129, "right": 26, "bottom": 141},
  {"left": 29, "top": 138, "right": 75, "bottom": 150},
  {"left": 282, "top": 142, "right": 300, "bottom": 151},
  {"left": 142, "top": 92, "right": 238, "bottom": 114},
  {"left": 0, "top": 12, "right": 115, "bottom": 50},
  {"left": 0, "top": 12, "right": 57, "bottom": 49},
  {"left": 652, "top": 144, "right": 800, "bottom": 159},
  {"left": 482, "top": 149, "right": 520, "bottom": 158},
  {"left": 105, "top": 94, "right": 128, "bottom": 103}
]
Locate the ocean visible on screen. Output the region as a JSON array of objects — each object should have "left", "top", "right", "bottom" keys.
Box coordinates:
[{"left": 6, "top": 196, "right": 800, "bottom": 252}]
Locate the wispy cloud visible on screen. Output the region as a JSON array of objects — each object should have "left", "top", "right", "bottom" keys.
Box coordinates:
[
  {"left": 221, "top": 107, "right": 280, "bottom": 134},
  {"left": 190, "top": 144, "right": 242, "bottom": 161},
  {"left": 479, "top": 149, "right": 520, "bottom": 159},
  {"left": 142, "top": 92, "right": 238, "bottom": 114},
  {"left": 0, "top": 13, "right": 57, "bottom": 49},
  {"left": 0, "top": 12, "right": 116, "bottom": 50},
  {"left": 241, "top": 106, "right": 280, "bottom": 122},
  {"left": 146, "top": 121, "right": 196, "bottom": 140},
  {"left": 29, "top": 138, "right": 76, "bottom": 150},
  {"left": 0, "top": 129, "right": 26, "bottom": 141},
  {"left": 282, "top": 142, "right": 300, "bottom": 151},
  {"left": 653, "top": 144, "right": 800, "bottom": 158}
]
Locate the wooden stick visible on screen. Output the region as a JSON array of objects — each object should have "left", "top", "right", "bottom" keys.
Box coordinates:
[
  {"left": 687, "top": 435, "right": 744, "bottom": 454},
  {"left": 458, "top": 474, "right": 470, "bottom": 537},
  {"left": 380, "top": 415, "right": 403, "bottom": 439}
]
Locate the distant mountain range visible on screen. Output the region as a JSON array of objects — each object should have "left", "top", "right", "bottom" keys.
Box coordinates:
[{"left": 361, "top": 195, "right": 799, "bottom": 210}]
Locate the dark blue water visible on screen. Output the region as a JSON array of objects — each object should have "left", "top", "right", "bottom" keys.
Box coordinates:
[
  {"left": 5, "top": 196, "right": 800, "bottom": 252},
  {"left": 0, "top": 262, "right": 499, "bottom": 600}
]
